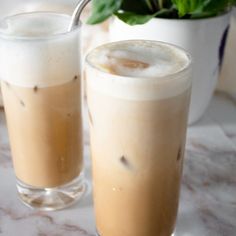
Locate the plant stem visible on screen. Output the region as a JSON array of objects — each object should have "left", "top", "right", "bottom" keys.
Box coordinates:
[
  {"left": 145, "top": 0, "right": 154, "bottom": 12},
  {"left": 158, "top": 0, "right": 163, "bottom": 9}
]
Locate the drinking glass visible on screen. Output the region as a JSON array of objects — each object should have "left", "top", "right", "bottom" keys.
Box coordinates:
[
  {"left": 0, "top": 12, "right": 85, "bottom": 210},
  {"left": 85, "top": 40, "right": 192, "bottom": 236}
]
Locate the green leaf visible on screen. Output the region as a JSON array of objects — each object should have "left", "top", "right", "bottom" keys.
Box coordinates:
[
  {"left": 203, "top": 0, "right": 232, "bottom": 14},
  {"left": 115, "top": 9, "right": 173, "bottom": 25},
  {"left": 120, "top": 0, "right": 173, "bottom": 14},
  {"left": 121, "top": 0, "right": 151, "bottom": 14},
  {"left": 172, "top": 0, "right": 205, "bottom": 17},
  {"left": 115, "top": 11, "right": 155, "bottom": 25},
  {"left": 87, "top": 0, "right": 123, "bottom": 24},
  {"left": 190, "top": 11, "right": 215, "bottom": 18}
]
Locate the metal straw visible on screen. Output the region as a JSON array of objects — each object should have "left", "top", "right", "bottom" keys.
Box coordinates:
[{"left": 68, "top": 0, "right": 91, "bottom": 31}]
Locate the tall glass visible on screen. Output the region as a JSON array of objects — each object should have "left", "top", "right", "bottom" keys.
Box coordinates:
[
  {"left": 86, "top": 40, "right": 192, "bottom": 236},
  {"left": 0, "top": 12, "right": 85, "bottom": 210}
]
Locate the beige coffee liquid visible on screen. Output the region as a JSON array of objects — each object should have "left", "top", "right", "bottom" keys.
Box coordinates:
[
  {"left": 86, "top": 41, "right": 191, "bottom": 236},
  {"left": 0, "top": 13, "right": 82, "bottom": 188},
  {"left": 1, "top": 79, "right": 82, "bottom": 188}
]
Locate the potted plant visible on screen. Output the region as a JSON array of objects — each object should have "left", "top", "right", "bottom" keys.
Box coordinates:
[{"left": 87, "top": 0, "right": 235, "bottom": 124}]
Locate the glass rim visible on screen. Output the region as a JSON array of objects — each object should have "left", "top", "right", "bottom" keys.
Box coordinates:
[
  {"left": 85, "top": 40, "right": 192, "bottom": 84},
  {"left": 0, "top": 11, "right": 81, "bottom": 41}
]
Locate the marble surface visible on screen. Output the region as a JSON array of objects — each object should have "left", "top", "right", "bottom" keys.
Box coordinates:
[{"left": 0, "top": 91, "right": 236, "bottom": 236}]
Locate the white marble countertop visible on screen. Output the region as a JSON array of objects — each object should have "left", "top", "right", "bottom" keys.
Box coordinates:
[{"left": 0, "top": 91, "right": 236, "bottom": 236}]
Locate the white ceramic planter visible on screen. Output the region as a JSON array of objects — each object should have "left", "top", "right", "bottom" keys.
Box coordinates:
[
  {"left": 109, "top": 13, "right": 231, "bottom": 124},
  {"left": 218, "top": 8, "right": 236, "bottom": 96}
]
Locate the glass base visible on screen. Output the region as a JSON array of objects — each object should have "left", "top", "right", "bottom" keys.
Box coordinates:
[
  {"left": 16, "top": 175, "right": 86, "bottom": 211},
  {"left": 96, "top": 230, "right": 176, "bottom": 236}
]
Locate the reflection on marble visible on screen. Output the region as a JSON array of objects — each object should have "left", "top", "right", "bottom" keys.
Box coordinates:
[{"left": 0, "top": 93, "right": 236, "bottom": 236}]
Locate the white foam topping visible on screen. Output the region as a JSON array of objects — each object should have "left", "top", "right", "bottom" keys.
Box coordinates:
[
  {"left": 88, "top": 41, "right": 189, "bottom": 78},
  {"left": 86, "top": 41, "right": 192, "bottom": 100},
  {"left": 0, "top": 13, "right": 80, "bottom": 87}
]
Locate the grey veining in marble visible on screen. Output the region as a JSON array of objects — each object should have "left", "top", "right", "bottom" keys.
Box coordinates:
[{"left": 0, "top": 92, "right": 236, "bottom": 236}]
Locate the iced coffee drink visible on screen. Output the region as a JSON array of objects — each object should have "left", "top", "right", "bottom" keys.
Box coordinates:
[
  {"left": 0, "top": 12, "right": 85, "bottom": 210},
  {"left": 86, "top": 41, "right": 192, "bottom": 236}
]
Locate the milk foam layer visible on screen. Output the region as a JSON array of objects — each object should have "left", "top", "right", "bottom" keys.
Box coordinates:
[
  {"left": 88, "top": 41, "right": 189, "bottom": 78},
  {"left": 86, "top": 41, "right": 192, "bottom": 101},
  {"left": 0, "top": 13, "right": 80, "bottom": 87}
]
